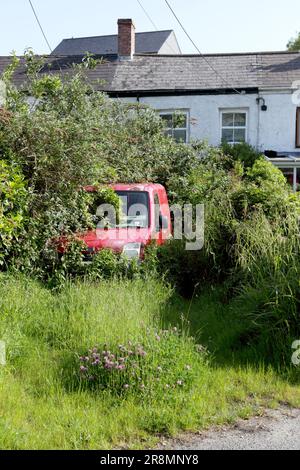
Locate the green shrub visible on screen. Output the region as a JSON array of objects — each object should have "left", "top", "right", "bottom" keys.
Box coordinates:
[
  {"left": 0, "top": 159, "right": 28, "bottom": 265},
  {"left": 221, "top": 142, "right": 262, "bottom": 169},
  {"left": 231, "top": 158, "right": 296, "bottom": 219},
  {"left": 156, "top": 240, "right": 219, "bottom": 297}
]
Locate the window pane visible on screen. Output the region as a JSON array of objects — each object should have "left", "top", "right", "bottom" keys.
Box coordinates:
[
  {"left": 222, "top": 128, "right": 234, "bottom": 143},
  {"left": 173, "top": 112, "right": 187, "bottom": 129},
  {"left": 234, "top": 128, "right": 246, "bottom": 143},
  {"left": 164, "top": 129, "right": 173, "bottom": 138},
  {"left": 235, "top": 113, "right": 246, "bottom": 126},
  {"left": 160, "top": 114, "right": 173, "bottom": 127},
  {"left": 173, "top": 129, "right": 187, "bottom": 143},
  {"left": 222, "top": 113, "right": 234, "bottom": 126}
]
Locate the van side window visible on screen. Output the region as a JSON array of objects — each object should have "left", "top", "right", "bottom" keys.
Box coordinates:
[{"left": 154, "top": 194, "right": 160, "bottom": 232}]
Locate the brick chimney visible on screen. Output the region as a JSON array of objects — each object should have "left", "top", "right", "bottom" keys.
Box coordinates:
[{"left": 118, "top": 19, "right": 135, "bottom": 60}]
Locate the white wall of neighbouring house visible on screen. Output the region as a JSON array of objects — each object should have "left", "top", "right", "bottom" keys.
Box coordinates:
[
  {"left": 116, "top": 90, "right": 300, "bottom": 153},
  {"left": 257, "top": 91, "right": 298, "bottom": 153}
]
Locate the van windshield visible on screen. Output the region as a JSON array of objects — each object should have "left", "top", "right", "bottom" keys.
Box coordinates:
[{"left": 113, "top": 191, "right": 150, "bottom": 228}]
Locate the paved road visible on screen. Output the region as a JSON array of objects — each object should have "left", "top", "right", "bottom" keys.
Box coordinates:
[{"left": 159, "top": 408, "right": 300, "bottom": 450}]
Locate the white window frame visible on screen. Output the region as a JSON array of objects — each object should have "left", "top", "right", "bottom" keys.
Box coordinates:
[
  {"left": 220, "top": 108, "right": 249, "bottom": 145},
  {"left": 159, "top": 110, "right": 190, "bottom": 143}
]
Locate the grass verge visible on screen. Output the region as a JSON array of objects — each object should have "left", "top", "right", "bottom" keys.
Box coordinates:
[{"left": 0, "top": 275, "right": 299, "bottom": 449}]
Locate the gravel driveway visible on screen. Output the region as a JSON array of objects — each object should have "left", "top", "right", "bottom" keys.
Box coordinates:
[{"left": 159, "top": 408, "right": 300, "bottom": 450}]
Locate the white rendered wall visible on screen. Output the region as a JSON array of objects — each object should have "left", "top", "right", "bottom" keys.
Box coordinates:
[{"left": 116, "top": 90, "right": 299, "bottom": 153}]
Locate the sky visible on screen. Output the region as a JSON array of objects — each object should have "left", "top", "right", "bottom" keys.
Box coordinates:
[{"left": 1, "top": 0, "right": 300, "bottom": 56}]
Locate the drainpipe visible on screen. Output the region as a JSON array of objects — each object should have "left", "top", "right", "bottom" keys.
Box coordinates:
[
  {"left": 256, "top": 95, "right": 261, "bottom": 150},
  {"left": 293, "top": 167, "right": 297, "bottom": 192},
  {"left": 256, "top": 96, "right": 268, "bottom": 151}
]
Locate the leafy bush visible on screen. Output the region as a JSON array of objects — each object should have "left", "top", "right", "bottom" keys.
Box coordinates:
[
  {"left": 221, "top": 142, "right": 262, "bottom": 169},
  {"left": 156, "top": 240, "right": 218, "bottom": 297},
  {"left": 231, "top": 158, "right": 297, "bottom": 219},
  {"left": 0, "top": 159, "right": 28, "bottom": 266}
]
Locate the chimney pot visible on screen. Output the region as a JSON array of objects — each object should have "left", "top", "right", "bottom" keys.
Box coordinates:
[{"left": 118, "top": 19, "right": 135, "bottom": 60}]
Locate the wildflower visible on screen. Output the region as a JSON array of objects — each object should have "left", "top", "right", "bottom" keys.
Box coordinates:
[
  {"left": 140, "top": 384, "right": 145, "bottom": 390},
  {"left": 185, "top": 365, "right": 191, "bottom": 371},
  {"left": 157, "top": 366, "right": 162, "bottom": 373},
  {"left": 124, "top": 384, "right": 129, "bottom": 389},
  {"left": 104, "top": 362, "right": 114, "bottom": 369},
  {"left": 117, "top": 364, "right": 125, "bottom": 370},
  {"left": 176, "top": 380, "right": 183, "bottom": 386},
  {"left": 80, "top": 366, "right": 88, "bottom": 373},
  {"left": 136, "top": 348, "right": 146, "bottom": 357},
  {"left": 166, "top": 384, "right": 170, "bottom": 389},
  {"left": 155, "top": 334, "right": 161, "bottom": 342}
]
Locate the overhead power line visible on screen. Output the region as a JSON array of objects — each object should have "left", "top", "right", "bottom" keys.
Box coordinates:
[
  {"left": 28, "top": 0, "right": 52, "bottom": 53},
  {"left": 136, "top": 0, "right": 178, "bottom": 55},
  {"left": 164, "top": 0, "right": 243, "bottom": 94},
  {"left": 137, "top": 0, "right": 159, "bottom": 31}
]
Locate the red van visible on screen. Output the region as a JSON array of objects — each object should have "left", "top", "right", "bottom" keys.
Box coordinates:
[{"left": 60, "top": 183, "right": 172, "bottom": 260}]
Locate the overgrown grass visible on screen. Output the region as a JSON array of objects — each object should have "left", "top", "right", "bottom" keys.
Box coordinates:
[
  {"left": 0, "top": 275, "right": 299, "bottom": 449},
  {"left": 164, "top": 286, "right": 300, "bottom": 374}
]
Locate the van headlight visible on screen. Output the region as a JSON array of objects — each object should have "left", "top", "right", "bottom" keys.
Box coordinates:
[{"left": 122, "top": 243, "right": 142, "bottom": 259}]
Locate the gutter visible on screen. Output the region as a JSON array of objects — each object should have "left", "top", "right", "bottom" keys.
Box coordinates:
[{"left": 105, "top": 87, "right": 259, "bottom": 98}]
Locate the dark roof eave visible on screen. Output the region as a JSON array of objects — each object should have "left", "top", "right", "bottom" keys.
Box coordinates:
[{"left": 105, "top": 87, "right": 259, "bottom": 97}]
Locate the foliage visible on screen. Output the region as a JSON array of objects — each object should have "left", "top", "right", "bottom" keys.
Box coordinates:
[
  {"left": 156, "top": 240, "right": 217, "bottom": 297},
  {"left": 168, "top": 146, "right": 299, "bottom": 285},
  {"left": 0, "top": 160, "right": 28, "bottom": 266},
  {"left": 161, "top": 145, "right": 300, "bottom": 362},
  {"left": 287, "top": 32, "right": 300, "bottom": 51},
  {"left": 231, "top": 157, "right": 297, "bottom": 219},
  {"left": 221, "top": 142, "right": 262, "bottom": 169}
]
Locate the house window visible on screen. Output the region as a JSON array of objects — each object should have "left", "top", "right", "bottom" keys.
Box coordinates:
[
  {"left": 159, "top": 111, "right": 189, "bottom": 143},
  {"left": 221, "top": 110, "right": 247, "bottom": 144},
  {"left": 296, "top": 108, "right": 300, "bottom": 148}
]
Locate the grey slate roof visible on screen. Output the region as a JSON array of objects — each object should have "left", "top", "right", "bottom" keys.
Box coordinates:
[
  {"left": 1, "top": 51, "right": 300, "bottom": 94},
  {"left": 51, "top": 30, "right": 180, "bottom": 55}
]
